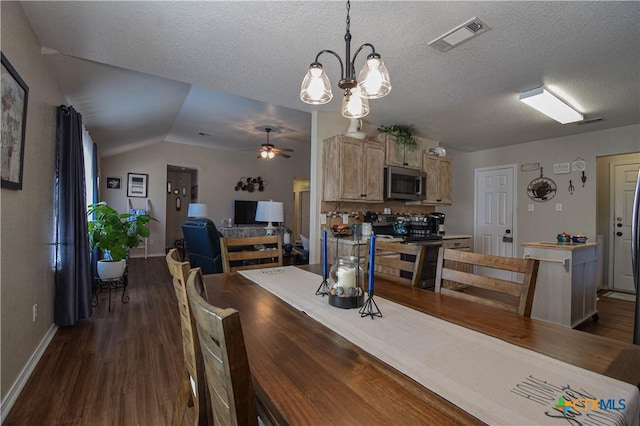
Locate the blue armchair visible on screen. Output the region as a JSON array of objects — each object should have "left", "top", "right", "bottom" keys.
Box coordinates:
[{"left": 181, "top": 218, "right": 224, "bottom": 274}]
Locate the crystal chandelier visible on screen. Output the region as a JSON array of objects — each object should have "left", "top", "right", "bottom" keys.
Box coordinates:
[{"left": 299, "top": 1, "right": 391, "bottom": 119}]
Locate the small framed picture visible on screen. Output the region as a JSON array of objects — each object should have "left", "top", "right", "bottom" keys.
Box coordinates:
[
  {"left": 127, "top": 173, "right": 148, "bottom": 198},
  {"left": 106, "top": 177, "right": 121, "bottom": 189}
]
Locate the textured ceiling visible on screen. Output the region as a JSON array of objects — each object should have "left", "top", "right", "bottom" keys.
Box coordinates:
[{"left": 19, "top": 1, "right": 640, "bottom": 157}]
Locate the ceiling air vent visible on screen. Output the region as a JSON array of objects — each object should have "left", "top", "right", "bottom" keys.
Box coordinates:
[
  {"left": 576, "top": 117, "right": 604, "bottom": 125},
  {"left": 428, "top": 17, "right": 491, "bottom": 52}
]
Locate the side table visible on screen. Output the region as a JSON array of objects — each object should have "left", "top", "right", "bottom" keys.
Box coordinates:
[{"left": 93, "top": 267, "right": 129, "bottom": 312}]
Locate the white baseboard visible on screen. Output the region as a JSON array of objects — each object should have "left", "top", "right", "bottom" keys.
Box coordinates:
[{"left": 1, "top": 324, "right": 58, "bottom": 423}]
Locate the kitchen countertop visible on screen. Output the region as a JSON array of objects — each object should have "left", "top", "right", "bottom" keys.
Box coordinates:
[
  {"left": 324, "top": 235, "right": 404, "bottom": 245},
  {"left": 522, "top": 241, "right": 598, "bottom": 251},
  {"left": 441, "top": 234, "right": 472, "bottom": 240}
]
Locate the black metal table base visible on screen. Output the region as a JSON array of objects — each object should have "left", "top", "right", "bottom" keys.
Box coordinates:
[{"left": 93, "top": 272, "right": 128, "bottom": 312}]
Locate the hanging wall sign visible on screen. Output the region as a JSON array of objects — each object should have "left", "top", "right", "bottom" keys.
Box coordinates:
[{"left": 527, "top": 167, "right": 557, "bottom": 202}]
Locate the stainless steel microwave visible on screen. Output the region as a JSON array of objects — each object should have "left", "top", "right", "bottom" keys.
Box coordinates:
[{"left": 384, "top": 166, "right": 427, "bottom": 201}]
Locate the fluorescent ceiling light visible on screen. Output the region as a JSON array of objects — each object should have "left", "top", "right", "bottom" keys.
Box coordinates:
[{"left": 519, "top": 87, "right": 583, "bottom": 124}]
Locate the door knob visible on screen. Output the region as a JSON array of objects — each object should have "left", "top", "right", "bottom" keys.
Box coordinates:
[
  {"left": 616, "top": 231, "right": 623, "bottom": 236},
  {"left": 616, "top": 217, "right": 623, "bottom": 221},
  {"left": 505, "top": 229, "right": 511, "bottom": 234},
  {"left": 617, "top": 223, "right": 623, "bottom": 227}
]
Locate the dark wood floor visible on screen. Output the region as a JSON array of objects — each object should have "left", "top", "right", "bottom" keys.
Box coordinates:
[{"left": 4, "top": 257, "right": 637, "bottom": 425}]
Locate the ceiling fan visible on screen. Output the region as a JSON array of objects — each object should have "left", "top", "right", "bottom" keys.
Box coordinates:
[{"left": 258, "top": 127, "right": 293, "bottom": 159}]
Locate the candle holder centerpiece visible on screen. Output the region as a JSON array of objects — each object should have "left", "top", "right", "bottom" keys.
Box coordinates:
[{"left": 328, "top": 256, "right": 365, "bottom": 309}]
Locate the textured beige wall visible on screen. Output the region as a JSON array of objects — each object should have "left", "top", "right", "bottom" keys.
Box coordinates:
[
  {"left": 100, "top": 140, "right": 311, "bottom": 255},
  {"left": 441, "top": 125, "right": 640, "bottom": 257},
  {"left": 1, "top": 2, "right": 66, "bottom": 400}
]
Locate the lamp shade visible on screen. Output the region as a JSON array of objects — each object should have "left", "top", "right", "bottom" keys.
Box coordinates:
[
  {"left": 187, "top": 203, "right": 208, "bottom": 218},
  {"left": 300, "top": 63, "right": 333, "bottom": 105},
  {"left": 357, "top": 56, "right": 392, "bottom": 99},
  {"left": 255, "top": 201, "right": 284, "bottom": 223},
  {"left": 341, "top": 88, "right": 370, "bottom": 119}
]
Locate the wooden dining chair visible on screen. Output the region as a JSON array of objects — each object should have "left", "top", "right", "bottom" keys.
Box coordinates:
[
  {"left": 219, "top": 235, "right": 283, "bottom": 273},
  {"left": 373, "top": 241, "right": 426, "bottom": 288},
  {"left": 185, "top": 268, "right": 259, "bottom": 426},
  {"left": 434, "top": 248, "right": 540, "bottom": 317},
  {"left": 165, "top": 249, "right": 210, "bottom": 426}
]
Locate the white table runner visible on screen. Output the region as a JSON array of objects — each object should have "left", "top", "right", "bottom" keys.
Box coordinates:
[{"left": 239, "top": 267, "right": 640, "bottom": 426}]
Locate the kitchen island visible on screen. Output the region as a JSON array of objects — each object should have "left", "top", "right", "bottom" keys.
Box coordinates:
[{"left": 522, "top": 241, "right": 599, "bottom": 328}]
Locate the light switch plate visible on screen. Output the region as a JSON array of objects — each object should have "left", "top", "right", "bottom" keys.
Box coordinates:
[
  {"left": 556, "top": 203, "right": 563, "bottom": 211},
  {"left": 528, "top": 204, "right": 534, "bottom": 212}
]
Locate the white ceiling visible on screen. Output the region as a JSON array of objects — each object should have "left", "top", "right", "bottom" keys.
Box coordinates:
[{"left": 19, "top": 1, "right": 640, "bottom": 158}]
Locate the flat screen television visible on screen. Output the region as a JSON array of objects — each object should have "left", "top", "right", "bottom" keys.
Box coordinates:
[{"left": 232, "top": 200, "right": 265, "bottom": 226}]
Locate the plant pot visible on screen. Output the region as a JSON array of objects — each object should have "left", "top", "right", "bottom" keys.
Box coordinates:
[{"left": 97, "top": 259, "right": 126, "bottom": 280}]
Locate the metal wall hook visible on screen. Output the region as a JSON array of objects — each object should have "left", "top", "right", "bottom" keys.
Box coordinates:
[{"left": 581, "top": 171, "right": 587, "bottom": 187}]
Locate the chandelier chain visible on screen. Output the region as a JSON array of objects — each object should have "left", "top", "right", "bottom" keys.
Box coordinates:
[{"left": 346, "top": 0, "right": 350, "bottom": 33}]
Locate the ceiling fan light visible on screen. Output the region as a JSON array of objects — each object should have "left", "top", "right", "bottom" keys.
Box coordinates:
[
  {"left": 300, "top": 63, "right": 333, "bottom": 105},
  {"left": 268, "top": 151, "right": 275, "bottom": 159},
  {"left": 341, "top": 88, "right": 369, "bottom": 119},
  {"left": 357, "top": 55, "right": 391, "bottom": 99},
  {"left": 260, "top": 151, "right": 268, "bottom": 159}
]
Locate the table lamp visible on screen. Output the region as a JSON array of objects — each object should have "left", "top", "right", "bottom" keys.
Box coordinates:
[
  {"left": 187, "top": 203, "right": 208, "bottom": 218},
  {"left": 255, "top": 200, "right": 284, "bottom": 236}
]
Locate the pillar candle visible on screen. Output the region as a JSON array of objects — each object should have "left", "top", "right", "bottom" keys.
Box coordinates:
[
  {"left": 322, "top": 229, "right": 327, "bottom": 277},
  {"left": 368, "top": 234, "right": 376, "bottom": 295}
]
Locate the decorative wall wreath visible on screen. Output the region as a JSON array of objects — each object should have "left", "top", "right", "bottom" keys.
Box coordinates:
[{"left": 234, "top": 176, "right": 267, "bottom": 192}]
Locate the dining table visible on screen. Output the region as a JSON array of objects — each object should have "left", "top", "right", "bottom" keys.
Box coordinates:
[{"left": 202, "top": 264, "right": 640, "bottom": 425}]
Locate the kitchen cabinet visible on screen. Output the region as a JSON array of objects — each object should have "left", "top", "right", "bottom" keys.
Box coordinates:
[
  {"left": 422, "top": 154, "right": 452, "bottom": 205},
  {"left": 381, "top": 134, "right": 422, "bottom": 170},
  {"left": 323, "top": 135, "right": 384, "bottom": 203},
  {"left": 522, "top": 242, "right": 599, "bottom": 328},
  {"left": 442, "top": 235, "right": 472, "bottom": 251}
]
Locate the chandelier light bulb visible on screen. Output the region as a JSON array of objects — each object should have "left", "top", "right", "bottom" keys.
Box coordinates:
[
  {"left": 358, "top": 56, "right": 391, "bottom": 99},
  {"left": 300, "top": 63, "right": 333, "bottom": 105},
  {"left": 341, "top": 88, "right": 370, "bottom": 119}
]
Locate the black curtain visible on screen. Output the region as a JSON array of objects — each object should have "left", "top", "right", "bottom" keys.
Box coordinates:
[{"left": 54, "top": 105, "right": 92, "bottom": 326}]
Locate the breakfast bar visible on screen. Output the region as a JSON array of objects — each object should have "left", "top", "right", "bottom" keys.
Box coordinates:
[
  {"left": 202, "top": 264, "right": 639, "bottom": 425},
  {"left": 523, "top": 241, "right": 599, "bottom": 328}
]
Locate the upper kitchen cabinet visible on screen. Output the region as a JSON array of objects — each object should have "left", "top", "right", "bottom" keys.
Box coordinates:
[
  {"left": 380, "top": 134, "right": 422, "bottom": 170},
  {"left": 323, "top": 135, "right": 384, "bottom": 203},
  {"left": 422, "top": 154, "right": 452, "bottom": 205}
]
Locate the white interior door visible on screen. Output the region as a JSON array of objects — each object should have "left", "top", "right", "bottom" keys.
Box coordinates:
[
  {"left": 612, "top": 162, "right": 640, "bottom": 292},
  {"left": 474, "top": 166, "right": 516, "bottom": 277}
]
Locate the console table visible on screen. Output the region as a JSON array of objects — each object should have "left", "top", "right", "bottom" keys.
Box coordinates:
[{"left": 220, "top": 226, "right": 285, "bottom": 238}]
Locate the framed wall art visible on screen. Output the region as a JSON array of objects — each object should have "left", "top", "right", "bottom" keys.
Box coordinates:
[
  {"left": 1, "top": 52, "right": 29, "bottom": 190},
  {"left": 106, "top": 177, "right": 121, "bottom": 189},
  {"left": 127, "top": 173, "right": 148, "bottom": 198}
]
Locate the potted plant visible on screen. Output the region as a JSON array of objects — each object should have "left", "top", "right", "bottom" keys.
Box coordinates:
[
  {"left": 87, "top": 201, "right": 155, "bottom": 279},
  {"left": 377, "top": 124, "right": 417, "bottom": 148}
]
